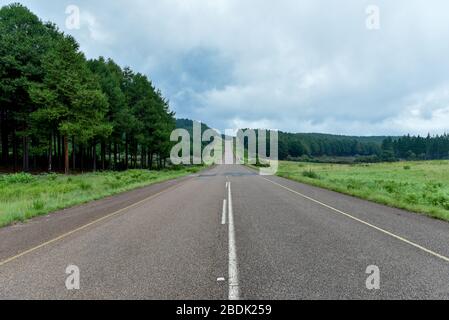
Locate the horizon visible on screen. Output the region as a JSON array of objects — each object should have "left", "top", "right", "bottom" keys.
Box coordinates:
[{"left": 177, "top": 118, "right": 449, "bottom": 138}]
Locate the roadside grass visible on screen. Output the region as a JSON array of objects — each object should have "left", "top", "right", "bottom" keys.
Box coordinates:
[
  {"left": 276, "top": 160, "right": 449, "bottom": 222},
  {"left": 0, "top": 166, "right": 203, "bottom": 228}
]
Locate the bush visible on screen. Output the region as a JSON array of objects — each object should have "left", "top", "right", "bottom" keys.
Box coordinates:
[
  {"left": 32, "top": 199, "right": 45, "bottom": 210},
  {"left": 2, "top": 172, "right": 35, "bottom": 184},
  {"left": 78, "top": 181, "right": 92, "bottom": 190},
  {"left": 382, "top": 181, "right": 399, "bottom": 194},
  {"left": 47, "top": 173, "right": 58, "bottom": 181},
  {"left": 302, "top": 170, "right": 320, "bottom": 179},
  {"left": 403, "top": 165, "right": 411, "bottom": 170}
]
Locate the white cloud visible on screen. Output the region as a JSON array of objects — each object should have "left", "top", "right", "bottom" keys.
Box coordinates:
[{"left": 386, "top": 85, "right": 449, "bottom": 135}]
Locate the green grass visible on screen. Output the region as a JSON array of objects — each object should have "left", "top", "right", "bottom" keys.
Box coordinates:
[
  {"left": 276, "top": 160, "right": 449, "bottom": 222},
  {"left": 0, "top": 167, "right": 203, "bottom": 228}
]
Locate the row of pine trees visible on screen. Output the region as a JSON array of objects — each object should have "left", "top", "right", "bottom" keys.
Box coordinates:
[
  {"left": 382, "top": 135, "right": 449, "bottom": 161},
  {"left": 0, "top": 4, "right": 175, "bottom": 174},
  {"left": 276, "top": 133, "right": 449, "bottom": 162}
]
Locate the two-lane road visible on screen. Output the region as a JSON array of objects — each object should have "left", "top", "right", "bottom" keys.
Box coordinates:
[{"left": 1, "top": 165, "right": 449, "bottom": 299}]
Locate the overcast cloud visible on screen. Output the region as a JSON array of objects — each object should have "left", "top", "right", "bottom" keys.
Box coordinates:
[{"left": 3, "top": 0, "right": 449, "bottom": 135}]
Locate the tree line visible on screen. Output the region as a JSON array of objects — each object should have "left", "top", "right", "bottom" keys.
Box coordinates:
[
  {"left": 277, "top": 131, "right": 449, "bottom": 163},
  {"left": 381, "top": 134, "right": 449, "bottom": 161},
  {"left": 0, "top": 4, "right": 175, "bottom": 173},
  {"left": 277, "top": 132, "right": 383, "bottom": 161}
]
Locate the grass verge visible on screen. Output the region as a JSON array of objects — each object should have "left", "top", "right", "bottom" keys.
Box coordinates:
[
  {"left": 257, "top": 161, "right": 449, "bottom": 222},
  {"left": 0, "top": 166, "right": 203, "bottom": 228}
]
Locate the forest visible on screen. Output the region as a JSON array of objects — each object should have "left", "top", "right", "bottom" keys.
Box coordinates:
[
  {"left": 277, "top": 132, "right": 449, "bottom": 162},
  {"left": 0, "top": 3, "right": 175, "bottom": 174},
  {"left": 382, "top": 134, "right": 449, "bottom": 161}
]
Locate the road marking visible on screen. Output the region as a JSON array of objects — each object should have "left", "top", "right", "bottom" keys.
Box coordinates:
[
  {"left": 227, "top": 181, "right": 240, "bottom": 300},
  {"left": 0, "top": 182, "right": 186, "bottom": 268},
  {"left": 222, "top": 199, "right": 227, "bottom": 225},
  {"left": 261, "top": 176, "right": 449, "bottom": 263}
]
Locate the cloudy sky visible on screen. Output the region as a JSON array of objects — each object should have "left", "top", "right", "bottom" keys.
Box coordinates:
[{"left": 3, "top": 0, "right": 449, "bottom": 135}]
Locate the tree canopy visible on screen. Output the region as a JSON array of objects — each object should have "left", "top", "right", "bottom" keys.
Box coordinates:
[{"left": 0, "top": 3, "right": 175, "bottom": 173}]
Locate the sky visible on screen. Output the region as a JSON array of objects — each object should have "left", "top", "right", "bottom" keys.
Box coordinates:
[{"left": 3, "top": 0, "right": 449, "bottom": 136}]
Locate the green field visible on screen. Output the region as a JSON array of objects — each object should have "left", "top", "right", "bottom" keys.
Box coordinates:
[
  {"left": 277, "top": 160, "right": 449, "bottom": 222},
  {"left": 0, "top": 167, "right": 202, "bottom": 228}
]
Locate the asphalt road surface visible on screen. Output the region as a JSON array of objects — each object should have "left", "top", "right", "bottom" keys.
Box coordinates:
[{"left": 1, "top": 164, "right": 449, "bottom": 299}]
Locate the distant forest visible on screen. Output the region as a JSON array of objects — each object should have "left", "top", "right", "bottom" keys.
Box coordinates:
[
  {"left": 277, "top": 132, "right": 449, "bottom": 163},
  {"left": 176, "top": 120, "right": 449, "bottom": 163}
]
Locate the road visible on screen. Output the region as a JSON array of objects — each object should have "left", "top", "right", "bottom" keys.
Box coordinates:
[{"left": 1, "top": 164, "right": 449, "bottom": 299}]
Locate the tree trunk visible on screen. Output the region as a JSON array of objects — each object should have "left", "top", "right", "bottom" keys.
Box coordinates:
[
  {"left": 92, "top": 141, "right": 97, "bottom": 172},
  {"left": 108, "top": 141, "right": 112, "bottom": 170},
  {"left": 53, "top": 133, "right": 57, "bottom": 171},
  {"left": 118, "top": 144, "right": 121, "bottom": 162},
  {"left": 101, "top": 141, "right": 106, "bottom": 171},
  {"left": 80, "top": 147, "right": 84, "bottom": 173},
  {"left": 12, "top": 130, "right": 18, "bottom": 172},
  {"left": 57, "top": 133, "right": 61, "bottom": 170},
  {"left": 48, "top": 134, "right": 52, "bottom": 172},
  {"left": 72, "top": 136, "right": 76, "bottom": 172},
  {"left": 125, "top": 136, "right": 129, "bottom": 170},
  {"left": 114, "top": 142, "right": 118, "bottom": 169},
  {"left": 1, "top": 109, "right": 8, "bottom": 166},
  {"left": 149, "top": 151, "right": 153, "bottom": 170},
  {"left": 133, "top": 145, "right": 137, "bottom": 168},
  {"left": 22, "top": 135, "right": 29, "bottom": 172},
  {"left": 64, "top": 136, "right": 69, "bottom": 175},
  {"left": 141, "top": 147, "right": 146, "bottom": 169}
]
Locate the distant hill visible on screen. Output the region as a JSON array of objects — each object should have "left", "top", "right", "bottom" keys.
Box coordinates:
[
  {"left": 277, "top": 131, "right": 386, "bottom": 160},
  {"left": 284, "top": 132, "right": 389, "bottom": 145},
  {"left": 176, "top": 118, "right": 392, "bottom": 161},
  {"left": 175, "top": 119, "right": 224, "bottom": 150},
  {"left": 175, "top": 119, "right": 214, "bottom": 135}
]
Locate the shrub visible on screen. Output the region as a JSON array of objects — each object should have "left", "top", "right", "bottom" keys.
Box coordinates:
[
  {"left": 302, "top": 170, "right": 320, "bottom": 179},
  {"left": 32, "top": 199, "right": 45, "bottom": 211},
  {"left": 403, "top": 165, "right": 411, "bottom": 170},
  {"left": 78, "top": 181, "right": 92, "bottom": 190},
  {"left": 383, "top": 183, "right": 396, "bottom": 194},
  {"left": 3, "top": 172, "right": 35, "bottom": 184},
  {"left": 106, "top": 181, "right": 121, "bottom": 189},
  {"left": 405, "top": 193, "right": 419, "bottom": 204}
]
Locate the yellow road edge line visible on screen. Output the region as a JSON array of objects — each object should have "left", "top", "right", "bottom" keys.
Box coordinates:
[
  {"left": 261, "top": 176, "right": 449, "bottom": 263},
  {"left": 0, "top": 181, "right": 187, "bottom": 268}
]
